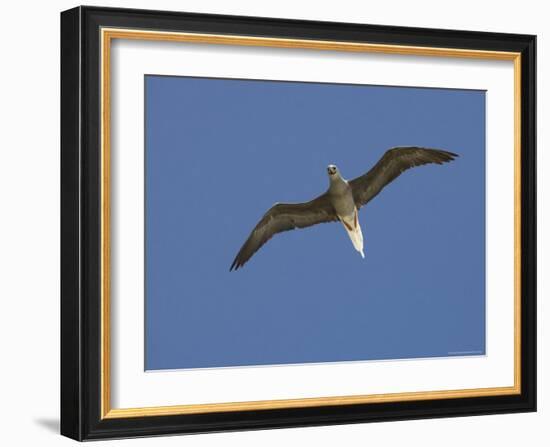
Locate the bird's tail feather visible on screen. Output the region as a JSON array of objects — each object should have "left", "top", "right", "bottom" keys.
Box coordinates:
[{"left": 341, "top": 216, "right": 364, "bottom": 258}]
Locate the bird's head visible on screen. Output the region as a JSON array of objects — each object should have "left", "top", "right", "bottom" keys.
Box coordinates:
[{"left": 327, "top": 164, "right": 339, "bottom": 177}]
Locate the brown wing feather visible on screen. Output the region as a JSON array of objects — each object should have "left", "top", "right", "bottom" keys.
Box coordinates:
[
  {"left": 230, "top": 193, "right": 337, "bottom": 271},
  {"left": 350, "top": 147, "right": 458, "bottom": 209}
]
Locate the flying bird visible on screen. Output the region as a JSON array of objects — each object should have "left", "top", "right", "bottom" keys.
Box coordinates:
[{"left": 230, "top": 147, "right": 458, "bottom": 271}]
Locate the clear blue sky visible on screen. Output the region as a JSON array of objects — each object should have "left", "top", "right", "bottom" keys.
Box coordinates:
[{"left": 145, "top": 75, "right": 485, "bottom": 370}]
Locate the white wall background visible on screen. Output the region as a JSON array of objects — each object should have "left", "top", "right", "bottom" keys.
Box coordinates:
[{"left": 0, "top": 0, "right": 545, "bottom": 445}]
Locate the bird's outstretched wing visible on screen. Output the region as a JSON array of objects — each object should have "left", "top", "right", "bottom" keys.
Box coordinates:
[
  {"left": 349, "top": 147, "right": 458, "bottom": 209},
  {"left": 230, "top": 194, "right": 337, "bottom": 271}
]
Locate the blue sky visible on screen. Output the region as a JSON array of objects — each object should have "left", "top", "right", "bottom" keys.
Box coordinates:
[{"left": 145, "top": 75, "right": 486, "bottom": 370}]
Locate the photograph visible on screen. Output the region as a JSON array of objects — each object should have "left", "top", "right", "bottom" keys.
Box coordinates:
[{"left": 144, "top": 75, "right": 484, "bottom": 371}]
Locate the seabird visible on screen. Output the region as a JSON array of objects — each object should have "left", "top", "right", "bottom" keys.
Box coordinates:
[{"left": 230, "top": 147, "right": 458, "bottom": 271}]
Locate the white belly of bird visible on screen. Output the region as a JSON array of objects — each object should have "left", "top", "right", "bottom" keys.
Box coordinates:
[{"left": 339, "top": 209, "right": 365, "bottom": 258}]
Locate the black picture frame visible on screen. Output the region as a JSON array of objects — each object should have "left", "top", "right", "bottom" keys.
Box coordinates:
[{"left": 61, "top": 5, "right": 536, "bottom": 441}]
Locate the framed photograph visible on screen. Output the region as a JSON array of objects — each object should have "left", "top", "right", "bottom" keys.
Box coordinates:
[{"left": 61, "top": 6, "right": 536, "bottom": 441}]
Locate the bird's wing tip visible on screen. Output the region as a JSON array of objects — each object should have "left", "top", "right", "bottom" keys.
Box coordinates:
[
  {"left": 433, "top": 149, "right": 459, "bottom": 163},
  {"left": 230, "top": 259, "right": 244, "bottom": 271},
  {"left": 446, "top": 150, "right": 459, "bottom": 158}
]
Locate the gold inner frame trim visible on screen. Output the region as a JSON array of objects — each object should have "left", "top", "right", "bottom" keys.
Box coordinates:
[{"left": 100, "top": 27, "right": 522, "bottom": 419}]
